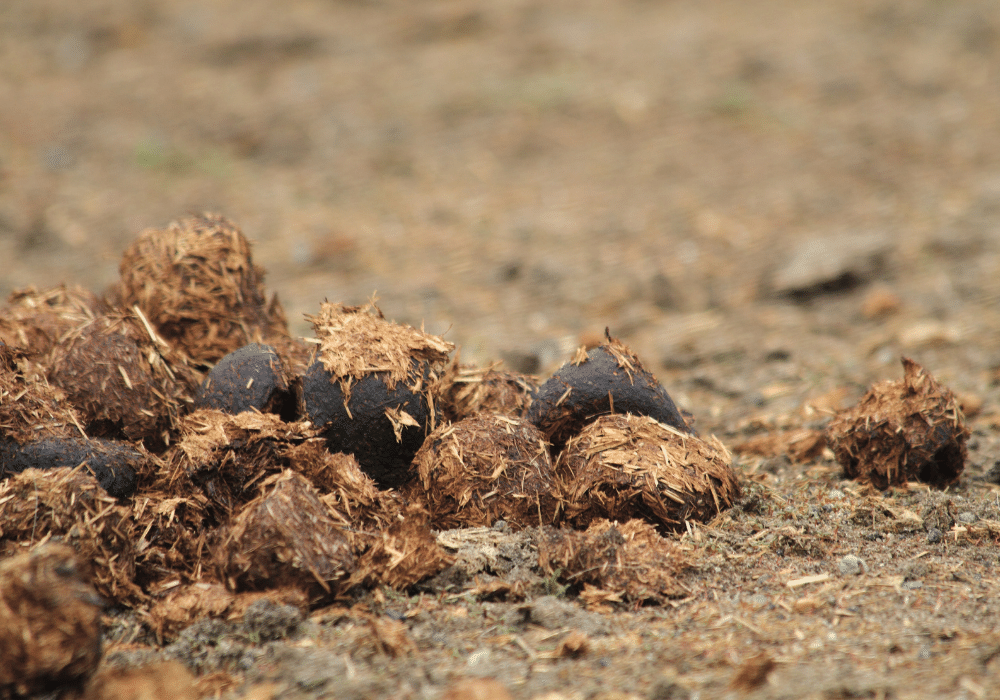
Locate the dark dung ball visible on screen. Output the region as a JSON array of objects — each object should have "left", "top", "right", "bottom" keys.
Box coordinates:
[
  {"left": 525, "top": 338, "right": 689, "bottom": 452},
  {"left": 195, "top": 343, "right": 294, "bottom": 419},
  {"left": 299, "top": 359, "right": 429, "bottom": 488},
  {"left": 0, "top": 437, "right": 141, "bottom": 498}
]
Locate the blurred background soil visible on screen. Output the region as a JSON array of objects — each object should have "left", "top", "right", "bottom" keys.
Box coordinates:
[{"left": 5, "top": 1, "right": 1000, "bottom": 698}]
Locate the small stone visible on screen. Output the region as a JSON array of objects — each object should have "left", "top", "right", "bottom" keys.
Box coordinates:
[
  {"left": 771, "top": 232, "right": 891, "bottom": 299},
  {"left": 985, "top": 461, "right": 1000, "bottom": 485},
  {"left": 927, "top": 527, "right": 943, "bottom": 544},
  {"left": 957, "top": 512, "right": 977, "bottom": 524},
  {"left": 838, "top": 554, "right": 865, "bottom": 576}
]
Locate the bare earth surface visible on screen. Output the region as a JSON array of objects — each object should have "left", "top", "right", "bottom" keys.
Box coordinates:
[{"left": 5, "top": 1, "right": 1000, "bottom": 698}]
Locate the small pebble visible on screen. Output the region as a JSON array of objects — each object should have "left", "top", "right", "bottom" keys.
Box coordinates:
[
  {"left": 901, "top": 580, "right": 923, "bottom": 590},
  {"left": 927, "top": 528, "right": 943, "bottom": 544},
  {"left": 838, "top": 554, "right": 865, "bottom": 576},
  {"left": 957, "top": 512, "right": 977, "bottom": 524},
  {"left": 985, "top": 461, "right": 1000, "bottom": 485},
  {"left": 828, "top": 489, "right": 845, "bottom": 500}
]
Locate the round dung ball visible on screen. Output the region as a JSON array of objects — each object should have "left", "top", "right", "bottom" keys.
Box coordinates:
[
  {"left": 299, "top": 359, "right": 430, "bottom": 488},
  {"left": 412, "top": 415, "right": 557, "bottom": 530},
  {"left": 195, "top": 343, "right": 293, "bottom": 418},
  {"left": 557, "top": 414, "right": 740, "bottom": 532},
  {"left": 47, "top": 314, "right": 192, "bottom": 443},
  {"left": 526, "top": 337, "right": 689, "bottom": 452}
]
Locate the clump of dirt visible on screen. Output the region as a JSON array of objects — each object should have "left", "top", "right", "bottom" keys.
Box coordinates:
[{"left": 826, "top": 357, "right": 968, "bottom": 489}]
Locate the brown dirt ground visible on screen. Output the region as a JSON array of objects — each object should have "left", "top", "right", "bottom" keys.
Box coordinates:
[{"left": 5, "top": 0, "right": 1000, "bottom": 698}]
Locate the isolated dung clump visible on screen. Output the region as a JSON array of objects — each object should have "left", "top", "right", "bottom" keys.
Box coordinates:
[
  {"left": 0, "top": 285, "right": 103, "bottom": 357},
  {"left": 826, "top": 357, "right": 968, "bottom": 489},
  {"left": 558, "top": 414, "right": 741, "bottom": 532},
  {"left": 537, "top": 519, "right": 690, "bottom": 603},
  {"left": 114, "top": 213, "right": 288, "bottom": 365},
  {"left": 46, "top": 313, "right": 196, "bottom": 443},
  {"left": 437, "top": 361, "right": 538, "bottom": 422},
  {"left": 0, "top": 544, "right": 103, "bottom": 698},
  {"left": 215, "top": 470, "right": 356, "bottom": 601},
  {"left": 413, "top": 415, "right": 557, "bottom": 530},
  {"left": 0, "top": 468, "right": 142, "bottom": 605},
  {"left": 526, "top": 335, "right": 690, "bottom": 452},
  {"left": 194, "top": 342, "right": 294, "bottom": 419}
]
